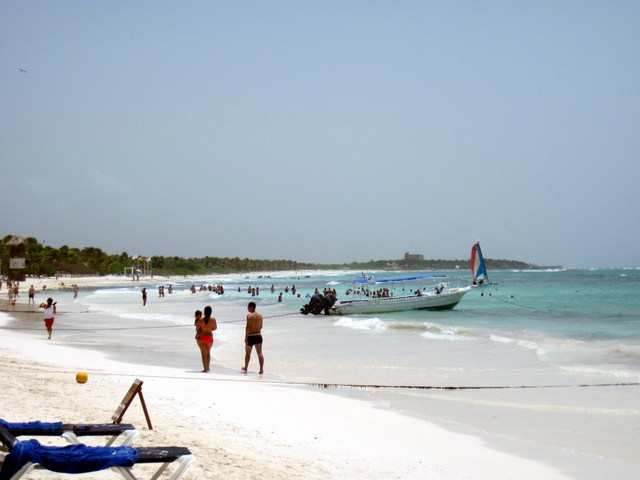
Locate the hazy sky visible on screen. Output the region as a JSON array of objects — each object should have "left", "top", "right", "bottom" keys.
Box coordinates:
[{"left": 2, "top": 1, "right": 639, "bottom": 268}]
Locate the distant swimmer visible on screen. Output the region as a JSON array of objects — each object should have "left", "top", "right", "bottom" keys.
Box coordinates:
[
  {"left": 242, "top": 301, "right": 264, "bottom": 374},
  {"left": 19, "top": 68, "right": 27, "bottom": 73}
]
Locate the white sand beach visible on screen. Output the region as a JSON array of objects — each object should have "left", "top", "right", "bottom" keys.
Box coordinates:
[{"left": 1, "top": 275, "right": 639, "bottom": 479}]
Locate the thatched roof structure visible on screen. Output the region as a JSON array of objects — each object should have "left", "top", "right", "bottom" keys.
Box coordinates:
[
  {"left": 5, "top": 235, "right": 25, "bottom": 246},
  {"left": 55, "top": 263, "right": 99, "bottom": 277}
]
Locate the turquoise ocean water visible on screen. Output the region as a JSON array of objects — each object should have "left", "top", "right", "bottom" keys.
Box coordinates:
[
  {"left": 5, "top": 268, "right": 637, "bottom": 387},
  {"left": 55, "top": 267, "right": 640, "bottom": 385},
  {"left": 209, "top": 268, "right": 640, "bottom": 382},
  {"left": 4, "top": 268, "right": 639, "bottom": 476},
  {"left": 42, "top": 267, "right": 635, "bottom": 385}
]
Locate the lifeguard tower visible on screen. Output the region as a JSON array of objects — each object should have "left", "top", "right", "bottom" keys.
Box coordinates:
[{"left": 5, "top": 235, "right": 26, "bottom": 281}]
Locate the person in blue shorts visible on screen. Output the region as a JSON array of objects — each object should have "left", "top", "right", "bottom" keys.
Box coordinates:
[{"left": 28, "top": 285, "right": 36, "bottom": 306}]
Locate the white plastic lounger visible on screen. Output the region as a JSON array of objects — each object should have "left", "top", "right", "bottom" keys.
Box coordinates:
[
  {"left": 0, "top": 425, "right": 195, "bottom": 480},
  {"left": 112, "top": 446, "right": 195, "bottom": 480},
  {"left": 1, "top": 420, "right": 139, "bottom": 447}
]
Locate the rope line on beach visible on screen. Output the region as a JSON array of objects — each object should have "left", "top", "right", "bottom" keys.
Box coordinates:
[
  {"left": 0, "top": 309, "right": 42, "bottom": 314},
  {"left": 0, "top": 311, "right": 300, "bottom": 331},
  {"left": 0, "top": 324, "right": 190, "bottom": 332},
  {"left": 304, "top": 381, "right": 640, "bottom": 391},
  {"left": 1, "top": 308, "right": 300, "bottom": 317},
  {"left": 11, "top": 365, "right": 640, "bottom": 391},
  {"left": 217, "top": 311, "right": 300, "bottom": 324}
]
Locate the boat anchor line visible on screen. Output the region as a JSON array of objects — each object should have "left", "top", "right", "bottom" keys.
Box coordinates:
[{"left": 479, "top": 292, "right": 538, "bottom": 309}]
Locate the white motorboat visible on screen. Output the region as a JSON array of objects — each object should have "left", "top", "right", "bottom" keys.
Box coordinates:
[{"left": 328, "top": 275, "right": 471, "bottom": 315}]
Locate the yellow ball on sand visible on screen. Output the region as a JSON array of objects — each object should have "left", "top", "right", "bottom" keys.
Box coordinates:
[{"left": 76, "top": 372, "right": 88, "bottom": 384}]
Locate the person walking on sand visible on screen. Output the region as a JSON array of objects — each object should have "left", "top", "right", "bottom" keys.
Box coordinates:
[
  {"left": 242, "top": 301, "right": 264, "bottom": 374},
  {"left": 141, "top": 288, "right": 147, "bottom": 306},
  {"left": 40, "top": 297, "right": 57, "bottom": 339},
  {"left": 195, "top": 306, "right": 217, "bottom": 372}
]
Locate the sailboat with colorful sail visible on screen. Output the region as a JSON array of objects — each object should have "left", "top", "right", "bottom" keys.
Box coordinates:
[{"left": 471, "top": 241, "right": 490, "bottom": 285}]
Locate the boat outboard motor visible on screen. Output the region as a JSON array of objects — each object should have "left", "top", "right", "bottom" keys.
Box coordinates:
[
  {"left": 300, "top": 294, "right": 323, "bottom": 315},
  {"left": 301, "top": 294, "right": 337, "bottom": 315},
  {"left": 320, "top": 294, "right": 337, "bottom": 315}
]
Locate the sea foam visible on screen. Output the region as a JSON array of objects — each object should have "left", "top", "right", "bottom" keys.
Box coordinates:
[
  {"left": 334, "top": 317, "right": 387, "bottom": 330},
  {"left": 421, "top": 326, "right": 474, "bottom": 341}
]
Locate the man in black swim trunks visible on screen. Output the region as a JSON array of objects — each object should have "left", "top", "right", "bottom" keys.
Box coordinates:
[{"left": 242, "top": 301, "right": 264, "bottom": 374}]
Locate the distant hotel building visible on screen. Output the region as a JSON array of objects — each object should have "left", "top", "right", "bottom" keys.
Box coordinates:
[{"left": 404, "top": 252, "right": 424, "bottom": 261}]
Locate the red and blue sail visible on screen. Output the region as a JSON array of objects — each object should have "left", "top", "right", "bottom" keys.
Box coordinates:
[{"left": 471, "top": 242, "right": 489, "bottom": 283}]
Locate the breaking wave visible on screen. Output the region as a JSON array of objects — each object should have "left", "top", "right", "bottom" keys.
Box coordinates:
[
  {"left": 333, "top": 317, "right": 474, "bottom": 341},
  {"left": 333, "top": 317, "right": 387, "bottom": 330}
]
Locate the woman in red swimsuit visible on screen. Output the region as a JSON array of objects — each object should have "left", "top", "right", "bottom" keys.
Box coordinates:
[
  {"left": 195, "top": 306, "right": 217, "bottom": 372},
  {"left": 40, "top": 297, "right": 57, "bottom": 340}
]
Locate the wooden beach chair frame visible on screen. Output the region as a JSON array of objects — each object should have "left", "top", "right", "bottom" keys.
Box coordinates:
[{"left": 0, "top": 425, "right": 195, "bottom": 480}]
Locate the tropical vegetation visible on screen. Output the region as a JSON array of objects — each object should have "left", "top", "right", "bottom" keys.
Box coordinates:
[{"left": 1, "top": 235, "right": 545, "bottom": 277}]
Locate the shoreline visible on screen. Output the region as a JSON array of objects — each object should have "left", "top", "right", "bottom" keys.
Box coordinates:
[
  {"left": 5, "top": 269, "right": 359, "bottom": 292},
  {"left": 2, "top": 276, "right": 639, "bottom": 479},
  {"left": 0, "top": 330, "right": 579, "bottom": 480}
]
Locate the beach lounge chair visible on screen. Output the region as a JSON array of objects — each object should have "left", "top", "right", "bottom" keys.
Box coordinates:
[
  {"left": 0, "top": 425, "right": 195, "bottom": 480},
  {"left": 0, "top": 419, "right": 139, "bottom": 446}
]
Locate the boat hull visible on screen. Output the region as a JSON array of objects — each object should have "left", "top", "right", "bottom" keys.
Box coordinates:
[{"left": 328, "top": 287, "right": 471, "bottom": 315}]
